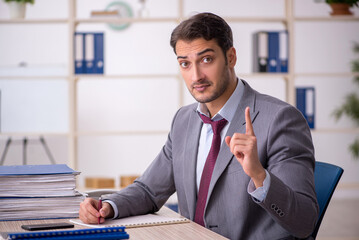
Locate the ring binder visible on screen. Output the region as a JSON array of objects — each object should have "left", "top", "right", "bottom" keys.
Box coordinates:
[{"left": 5, "top": 226, "right": 129, "bottom": 240}]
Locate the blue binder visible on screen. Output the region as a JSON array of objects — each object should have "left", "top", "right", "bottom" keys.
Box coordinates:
[
  {"left": 74, "top": 33, "right": 85, "bottom": 74},
  {"left": 0, "top": 164, "right": 78, "bottom": 176},
  {"left": 94, "top": 33, "right": 104, "bottom": 74},
  {"left": 267, "top": 32, "right": 280, "bottom": 72},
  {"left": 279, "top": 31, "right": 288, "bottom": 73},
  {"left": 84, "top": 33, "right": 95, "bottom": 74},
  {"left": 84, "top": 33, "right": 104, "bottom": 74},
  {"left": 296, "top": 87, "right": 315, "bottom": 129},
  {"left": 74, "top": 32, "right": 104, "bottom": 74},
  {"left": 7, "top": 226, "right": 129, "bottom": 240},
  {"left": 253, "top": 31, "right": 268, "bottom": 73}
]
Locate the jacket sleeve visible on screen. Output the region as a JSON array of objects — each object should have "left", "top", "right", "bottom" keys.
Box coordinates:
[
  {"left": 256, "top": 105, "right": 319, "bottom": 239},
  {"left": 101, "top": 109, "right": 183, "bottom": 218}
]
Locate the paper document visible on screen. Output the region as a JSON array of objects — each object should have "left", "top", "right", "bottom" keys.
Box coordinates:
[
  {"left": 70, "top": 213, "right": 190, "bottom": 228},
  {"left": 0, "top": 164, "right": 83, "bottom": 221}
]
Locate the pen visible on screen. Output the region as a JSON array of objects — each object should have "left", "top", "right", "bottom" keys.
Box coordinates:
[{"left": 98, "top": 197, "right": 102, "bottom": 224}]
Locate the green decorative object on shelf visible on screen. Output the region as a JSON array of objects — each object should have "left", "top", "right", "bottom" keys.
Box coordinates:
[
  {"left": 325, "top": 0, "right": 359, "bottom": 7},
  {"left": 325, "top": 0, "right": 359, "bottom": 15},
  {"left": 4, "top": 0, "right": 34, "bottom": 3},
  {"left": 333, "top": 42, "right": 359, "bottom": 159},
  {"left": 105, "top": 1, "right": 133, "bottom": 31}
]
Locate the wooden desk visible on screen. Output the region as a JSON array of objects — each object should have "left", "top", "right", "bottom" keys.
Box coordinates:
[{"left": 0, "top": 207, "right": 228, "bottom": 240}]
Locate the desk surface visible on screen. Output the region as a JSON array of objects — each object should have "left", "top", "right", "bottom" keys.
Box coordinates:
[{"left": 0, "top": 207, "right": 228, "bottom": 240}]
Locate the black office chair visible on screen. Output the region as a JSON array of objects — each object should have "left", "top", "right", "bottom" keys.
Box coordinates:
[{"left": 312, "top": 161, "right": 344, "bottom": 239}]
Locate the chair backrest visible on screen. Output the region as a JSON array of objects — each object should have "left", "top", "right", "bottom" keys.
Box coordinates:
[{"left": 312, "top": 161, "right": 344, "bottom": 239}]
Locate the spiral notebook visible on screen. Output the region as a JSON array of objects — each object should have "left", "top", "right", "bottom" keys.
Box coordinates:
[{"left": 70, "top": 213, "right": 190, "bottom": 228}]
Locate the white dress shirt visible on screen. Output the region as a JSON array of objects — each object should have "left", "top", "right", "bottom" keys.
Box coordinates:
[
  {"left": 196, "top": 79, "right": 270, "bottom": 202},
  {"left": 107, "top": 79, "right": 270, "bottom": 219}
]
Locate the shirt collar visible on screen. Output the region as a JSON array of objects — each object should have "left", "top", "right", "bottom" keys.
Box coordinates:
[{"left": 196, "top": 78, "right": 244, "bottom": 122}]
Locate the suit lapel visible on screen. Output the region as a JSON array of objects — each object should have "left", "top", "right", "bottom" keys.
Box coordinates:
[
  {"left": 183, "top": 108, "right": 202, "bottom": 219},
  {"left": 206, "top": 80, "right": 259, "bottom": 207}
]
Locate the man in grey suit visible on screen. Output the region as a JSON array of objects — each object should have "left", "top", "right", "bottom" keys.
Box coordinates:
[{"left": 80, "top": 12, "right": 318, "bottom": 239}]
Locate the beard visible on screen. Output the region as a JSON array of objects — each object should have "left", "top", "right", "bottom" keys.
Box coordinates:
[{"left": 189, "top": 67, "right": 231, "bottom": 104}]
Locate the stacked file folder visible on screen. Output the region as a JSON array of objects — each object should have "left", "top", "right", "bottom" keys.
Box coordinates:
[{"left": 0, "top": 164, "right": 85, "bottom": 221}]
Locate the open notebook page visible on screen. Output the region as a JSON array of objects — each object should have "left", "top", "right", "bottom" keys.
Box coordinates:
[{"left": 70, "top": 213, "right": 190, "bottom": 228}]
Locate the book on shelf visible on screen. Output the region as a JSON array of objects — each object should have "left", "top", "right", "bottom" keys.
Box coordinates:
[
  {"left": 253, "top": 30, "right": 288, "bottom": 73},
  {"left": 279, "top": 31, "right": 288, "bottom": 72},
  {"left": 253, "top": 31, "right": 268, "bottom": 73},
  {"left": 0, "top": 164, "right": 85, "bottom": 221},
  {"left": 0, "top": 226, "right": 129, "bottom": 240},
  {"left": 267, "top": 31, "right": 279, "bottom": 72},
  {"left": 74, "top": 32, "right": 104, "bottom": 74},
  {"left": 74, "top": 33, "right": 84, "bottom": 74},
  {"left": 91, "top": 10, "right": 119, "bottom": 17},
  {"left": 296, "top": 87, "right": 315, "bottom": 129}
]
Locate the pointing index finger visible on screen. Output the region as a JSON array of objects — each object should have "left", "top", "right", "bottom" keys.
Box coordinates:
[{"left": 245, "top": 107, "right": 254, "bottom": 136}]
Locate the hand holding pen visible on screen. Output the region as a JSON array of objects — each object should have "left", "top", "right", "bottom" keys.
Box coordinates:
[
  {"left": 98, "top": 197, "right": 102, "bottom": 224},
  {"left": 79, "top": 197, "right": 115, "bottom": 224}
]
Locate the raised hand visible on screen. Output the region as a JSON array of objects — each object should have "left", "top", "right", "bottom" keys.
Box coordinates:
[{"left": 225, "top": 107, "right": 265, "bottom": 188}]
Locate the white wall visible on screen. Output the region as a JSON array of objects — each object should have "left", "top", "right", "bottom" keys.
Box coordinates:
[{"left": 0, "top": 0, "right": 358, "bottom": 198}]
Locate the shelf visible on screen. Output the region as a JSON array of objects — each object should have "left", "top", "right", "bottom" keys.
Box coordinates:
[
  {"left": 0, "top": 75, "right": 68, "bottom": 80},
  {"left": 77, "top": 16, "right": 288, "bottom": 24},
  {"left": 74, "top": 74, "right": 179, "bottom": 80},
  {"left": 1, "top": 16, "right": 356, "bottom": 24},
  {"left": 3, "top": 128, "right": 355, "bottom": 137},
  {"left": 11, "top": 73, "right": 355, "bottom": 80},
  {"left": 0, "top": 132, "right": 69, "bottom": 137},
  {"left": 337, "top": 182, "right": 359, "bottom": 189},
  {"left": 225, "top": 17, "right": 287, "bottom": 23},
  {"left": 294, "top": 16, "right": 359, "bottom": 22},
  {"left": 0, "top": 19, "right": 69, "bottom": 24},
  {"left": 76, "top": 130, "right": 169, "bottom": 136},
  {"left": 75, "top": 17, "right": 179, "bottom": 24},
  {"left": 295, "top": 72, "right": 359, "bottom": 78},
  {"left": 0, "top": 75, "right": 181, "bottom": 81},
  {"left": 240, "top": 73, "right": 289, "bottom": 78},
  {"left": 311, "top": 128, "right": 359, "bottom": 134},
  {"left": 2, "top": 72, "right": 357, "bottom": 80},
  {"left": 0, "top": 73, "right": 294, "bottom": 80},
  {"left": 0, "top": 16, "right": 286, "bottom": 25}
]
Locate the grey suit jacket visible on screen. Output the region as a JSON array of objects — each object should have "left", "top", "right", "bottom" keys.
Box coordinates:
[{"left": 104, "top": 80, "right": 319, "bottom": 240}]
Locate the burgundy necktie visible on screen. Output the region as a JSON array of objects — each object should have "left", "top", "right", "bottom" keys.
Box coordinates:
[{"left": 194, "top": 114, "right": 228, "bottom": 226}]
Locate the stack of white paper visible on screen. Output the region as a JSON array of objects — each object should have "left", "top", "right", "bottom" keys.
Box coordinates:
[
  {"left": 0, "top": 164, "right": 85, "bottom": 221},
  {"left": 0, "top": 174, "right": 78, "bottom": 197}
]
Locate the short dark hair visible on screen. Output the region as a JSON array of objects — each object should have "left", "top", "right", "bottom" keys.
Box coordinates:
[{"left": 170, "top": 12, "right": 233, "bottom": 57}]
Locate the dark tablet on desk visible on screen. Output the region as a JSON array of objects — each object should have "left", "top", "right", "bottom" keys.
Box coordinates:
[{"left": 21, "top": 222, "right": 74, "bottom": 231}]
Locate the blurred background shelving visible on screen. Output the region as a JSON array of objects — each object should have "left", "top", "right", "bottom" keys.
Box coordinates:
[{"left": 0, "top": 0, "right": 358, "bottom": 198}]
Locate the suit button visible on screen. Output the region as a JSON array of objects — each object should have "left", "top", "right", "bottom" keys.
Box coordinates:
[{"left": 271, "top": 204, "right": 284, "bottom": 217}]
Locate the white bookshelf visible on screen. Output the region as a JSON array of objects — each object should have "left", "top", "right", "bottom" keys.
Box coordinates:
[{"left": 0, "top": 0, "right": 358, "bottom": 188}]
